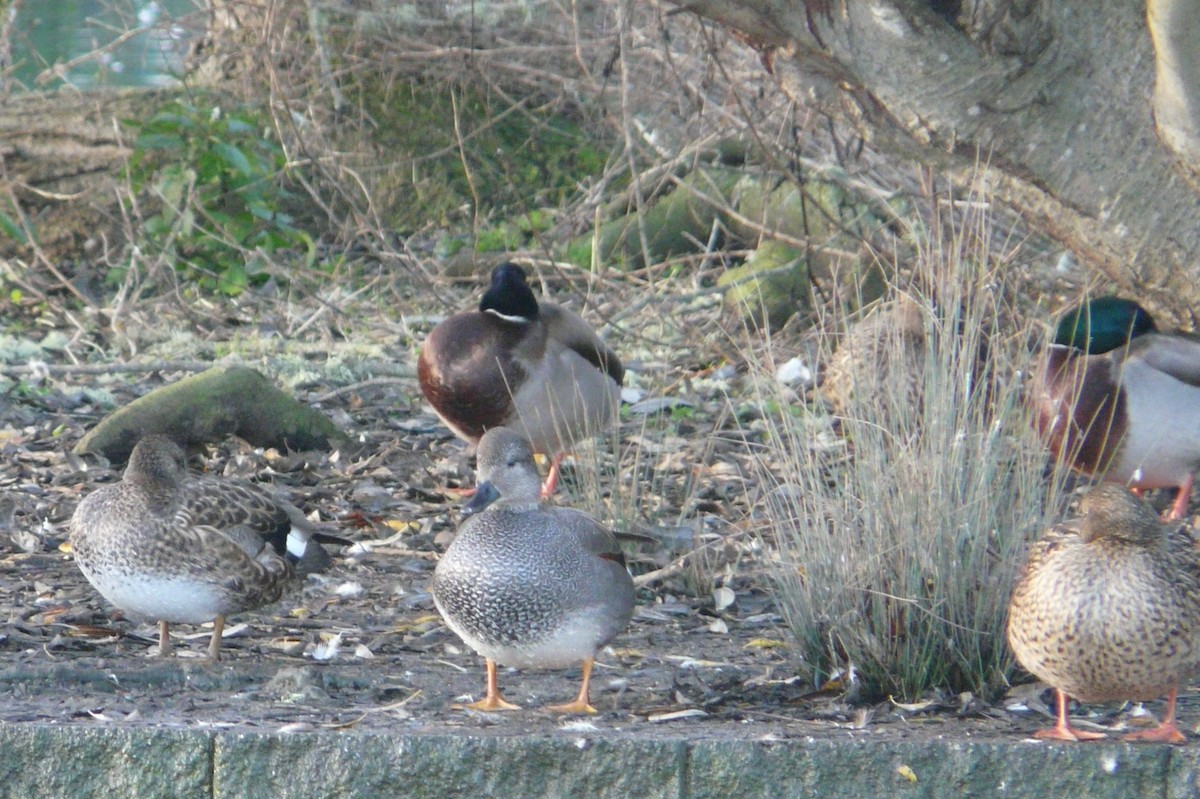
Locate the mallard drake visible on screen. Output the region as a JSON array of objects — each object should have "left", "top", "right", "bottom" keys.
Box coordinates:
[
  {"left": 1032, "top": 296, "right": 1200, "bottom": 519},
  {"left": 431, "top": 426, "right": 635, "bottom": 713},
  {"left": 418, "top": 262, "right": 624, "bottom": 496},
  {"left": 1007, "top": 484, "right": 1200, "bottom": 743},
  {"left": 69, "top": 435, "right": 342, "bottom": 660}
]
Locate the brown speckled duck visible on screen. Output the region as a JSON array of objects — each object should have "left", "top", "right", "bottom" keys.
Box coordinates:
[
  {"left": 418, "top": 262, "right": 623, "bottom": 496},
  {"left": 1007, "top": 484, "right": 1200, "bottom": 743},
  {"left": 70, "top": 435, "right": 341, "bottom": 660},
  {"left": 1032, "top": 296, "right": 1200, "bottom": 519},
  {"left": 431, "top": 426, "right": 635, "bottom": 713},
  {"left": 819, "top": 295, "right": 928, "bottom": 420}
]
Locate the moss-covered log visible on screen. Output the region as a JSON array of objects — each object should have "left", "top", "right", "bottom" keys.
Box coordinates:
[{"left": 74, "top": 366, "right": 345, "bottom": 463}]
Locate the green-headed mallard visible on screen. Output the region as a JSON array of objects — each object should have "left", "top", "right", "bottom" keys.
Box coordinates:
[
  {"left": 431, "top": 426, "right": 635, "bottom": 713},
  {"left": 70, "top": 435, "right": 342, "bottom": 660},
  {"left": 418, "top": 262, "right": 623, "bottom": 496},
  {"left": 1007, "top": 484, "right": 1200, "bottom": 743},
  {"left": 1032, "top": 296, "right": 1200, "bottom": 519}
]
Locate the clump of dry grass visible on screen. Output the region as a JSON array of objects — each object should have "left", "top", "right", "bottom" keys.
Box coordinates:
[{"left": 746, "top": 189, "right": 1062, "bottom": 701}]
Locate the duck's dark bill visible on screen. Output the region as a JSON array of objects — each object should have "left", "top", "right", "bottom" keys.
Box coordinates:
[{"left": 461, "top": 481, "right": 501, "bottom": 517}]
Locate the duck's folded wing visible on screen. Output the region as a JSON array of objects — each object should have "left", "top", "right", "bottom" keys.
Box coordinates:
[
  {"left": 549, "top": 507, "right": 627, "bottom": 565},
  {"left": 1128, "top": 334, "right": 1200, "bottom": 388},
  {"left": 180, "top": 477, "right": 292, "bottom": 542},
  {"left": 541, "top": 304, "right": 624, "bottom": 384},
  {"left": 146, "top": 522, "right": 292, "bottom": 596}
]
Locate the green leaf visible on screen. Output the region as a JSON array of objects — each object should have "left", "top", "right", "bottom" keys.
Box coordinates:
[
  {"left": 297, "top": 230, "right": 317, "bottom": 270},
  {"left": 144, "top": 214, "right": 171, "bottom": 236},
  {"left": 0, "top": 211, "right": 29, "bottom": 245},
  {"left": 214, "top": 142, "right": 254, "bottom": 177},
  {"left": 217, "top": 263, "right": 249, "bottom": 296},
  {"left": 154, "top": 166, "right": 192, "bottom": 208},
  {"left": 146, "top": 111, "right": 195, "bottom": 130},
  {"left": 136, "top": 132, "right": 185, "bottom": 151}
]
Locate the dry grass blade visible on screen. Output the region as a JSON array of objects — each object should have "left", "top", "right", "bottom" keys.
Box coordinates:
[{"left": 745, "top": 180, "right": 1068, "bottom": 701}]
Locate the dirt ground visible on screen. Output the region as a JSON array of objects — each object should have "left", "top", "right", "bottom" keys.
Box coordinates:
[{"left": 2, "top": 270, "right": 1194, "bottom": 746}]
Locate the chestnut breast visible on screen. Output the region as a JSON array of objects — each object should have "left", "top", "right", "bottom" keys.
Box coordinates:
[{"left": 418, "top": 311, "right": 544, "bottom": 442}]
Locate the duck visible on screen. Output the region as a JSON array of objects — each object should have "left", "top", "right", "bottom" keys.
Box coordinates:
[
  {"left": 1007, "top": 484, "right": 1200, "bottom": 743},
  {"left": 819, "top": 295, "right": 928, "bottom": 421},
  {"left": 1031, "top": 295, "right": 1200, "bottom": 519},
  {"left": 69, "top": 434, "right": 342, "bottom": 660},
  {"left": 417, "top": 262, "right": 624, "bottom": 496},
  {"left": 431, "top": 426, "right": 635, "bottom": 713}
]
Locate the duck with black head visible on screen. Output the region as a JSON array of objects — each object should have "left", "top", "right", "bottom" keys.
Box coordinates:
[{"left": 418, "top": 262, "right": 624, "bottom": 496}]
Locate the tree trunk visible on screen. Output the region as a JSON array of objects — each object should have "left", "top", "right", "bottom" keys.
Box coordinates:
[{"left": 671, "top": 0, "right": 1200, "bottom": 321}]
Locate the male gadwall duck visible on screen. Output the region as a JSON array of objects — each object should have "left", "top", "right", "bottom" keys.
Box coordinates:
[{"left": 431, "top": 426, "right": 635, "bottom": 713}]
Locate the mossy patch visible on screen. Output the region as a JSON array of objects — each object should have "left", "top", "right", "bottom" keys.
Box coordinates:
[{"left": 717, "top": 240, "right": 809, "bottom": 330}]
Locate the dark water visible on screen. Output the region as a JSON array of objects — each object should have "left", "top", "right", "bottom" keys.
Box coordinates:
[{"left": 5, "top": 0, "right": 199, "bottom": 91}]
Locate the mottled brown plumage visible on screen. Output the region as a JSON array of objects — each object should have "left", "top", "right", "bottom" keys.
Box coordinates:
[
  {"left": 820, "top": 296, "right": 927, "bottom": 421},
  {"left": 70, "top": 435, "right": 339, "bottom": 660},
  {"left": 1007, "top": 484, "right": 1200, "bottom": 742}
]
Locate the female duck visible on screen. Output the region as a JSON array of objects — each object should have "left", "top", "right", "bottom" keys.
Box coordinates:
[
  {"left": 431, "top": 426, "right": 635, "bottom": 713},
  {"left": 1008, "top": 484, "right": 1200, "bottom": 742},
  {"left": 70, "top": 435, "right": 339, "bottom": 660}
]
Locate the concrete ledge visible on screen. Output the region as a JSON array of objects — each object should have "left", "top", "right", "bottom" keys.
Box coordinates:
[
  {"left": 1, "top": 725, "right": 1198, "bottom": 798},
  {"left": 215, "top": 733, "right": 685, "bottom": 799}
]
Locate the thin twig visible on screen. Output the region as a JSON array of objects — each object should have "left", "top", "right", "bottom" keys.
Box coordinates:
[
  {"left": 311, "top": 377, "right": 412, "bottom": 404},
  {"left": 0, "top": 361, "right": 212, "bottom": 377}
]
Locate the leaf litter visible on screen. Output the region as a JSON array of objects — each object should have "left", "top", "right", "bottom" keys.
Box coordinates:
[{"left": 0, "top": 273, "right": 1171, "bottom": 743}]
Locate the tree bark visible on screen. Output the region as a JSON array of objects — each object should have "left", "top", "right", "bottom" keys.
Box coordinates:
[{"left": 671, "top": 0, "right": 1200, "bottom": 320}]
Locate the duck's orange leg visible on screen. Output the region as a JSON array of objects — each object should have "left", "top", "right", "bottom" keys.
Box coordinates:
[
  {"left": 1124, "top": 685, "right": 1188, "bottom": 744},
  {"left": 1034, "top": 689, "right": 1107, "bottom": 742},
  {"left": 544, "top": 658, "right": 599, "bottom": 715},
  {"left": 541, "top": 452, "right": 566, "bottom": 498},
  {"left": 459, "top": 658, "right": 521, "bottom": 712},
  {"left": 1169, "top": 475, "right": 1194, "bottom": 520}
]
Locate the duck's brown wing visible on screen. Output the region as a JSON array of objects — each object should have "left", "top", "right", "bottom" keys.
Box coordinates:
[{"left": 149, "top": 520, "right": 292, "bottom": 609}]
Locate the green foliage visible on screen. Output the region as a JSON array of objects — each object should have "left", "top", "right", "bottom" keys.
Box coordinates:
[
  {"left": 349, "top": 78, "right": 610, "bottom": 230},
  {"left": 475, "top": 209, "right": 555, "bottom": 253},
  {"left": 0, "top": 197, "right": 30, "bottom": 246},
  {"left": 122, "top": 101, "right": 314, "bottom": 295}
]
